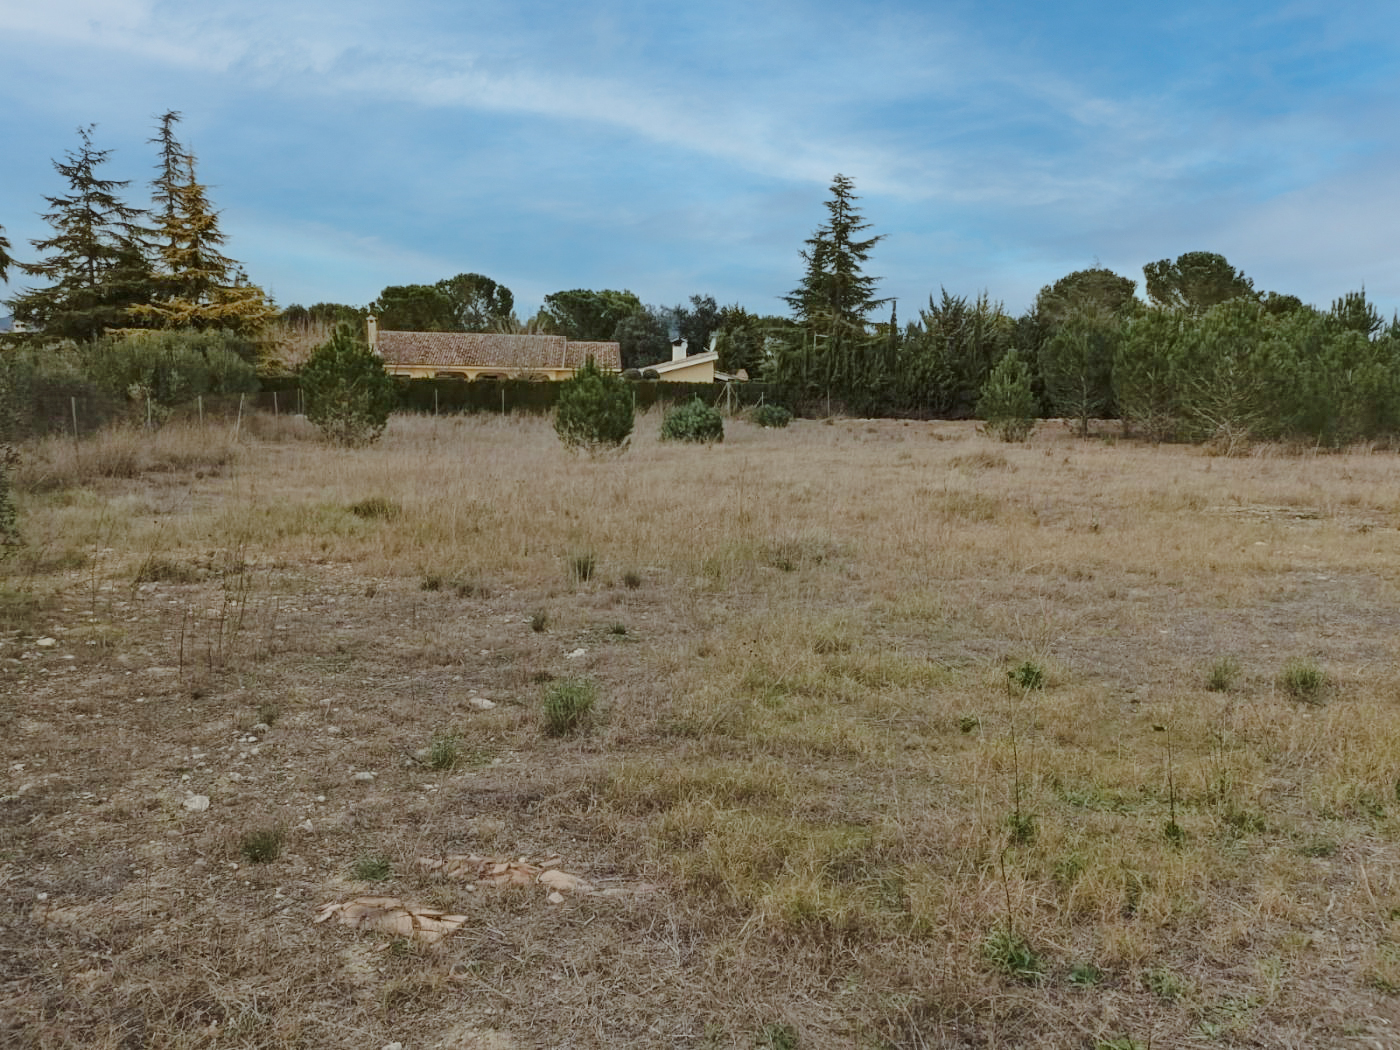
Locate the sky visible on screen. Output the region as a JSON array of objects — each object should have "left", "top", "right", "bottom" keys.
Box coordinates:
[{"left": 1, "top": 0, "right": 1398, "bottom": 322}]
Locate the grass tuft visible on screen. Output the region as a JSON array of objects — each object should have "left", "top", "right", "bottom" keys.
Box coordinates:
[
  {"left": 543, "top": 678, "right": 596, "bottom": 737},
  {"left": 1206, "top": 654, "right": 1241, "bottom": 692},
  {"left": 239, "top": 825, "right": 284, "bottom": 864},
  {"left": 983, "top": 927, "right": 1044, "bottom": 982},
  {"left": 1280, "top": 657, "right": 1327, "bottom": 703},
  {"left": 352, "top": 854, "right": 392, "bottom": 881},
  {"left": 427, "top": 729, "right": 461, "bottom": 770}
]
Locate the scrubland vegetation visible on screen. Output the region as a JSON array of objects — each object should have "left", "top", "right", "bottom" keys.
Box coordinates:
[{"left": 4, "top": 409, "right": 1400, "bottom": 1048}]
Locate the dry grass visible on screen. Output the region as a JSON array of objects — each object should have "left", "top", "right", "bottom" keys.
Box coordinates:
[{"left": 4, "top": 412, "right": 1400, "bottom": 1047}]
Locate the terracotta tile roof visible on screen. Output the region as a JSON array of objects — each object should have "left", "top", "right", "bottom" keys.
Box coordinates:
[
  {"left": 564, "top": 342, "right": 623, "bottom": 370},
  {"left": 376, "top": 331, "right": 619, "bottom": 372}
]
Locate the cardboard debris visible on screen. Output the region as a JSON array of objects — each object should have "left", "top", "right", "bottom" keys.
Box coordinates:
[{"left": 315, "top": 896, "right": 466, "bottom": 946}]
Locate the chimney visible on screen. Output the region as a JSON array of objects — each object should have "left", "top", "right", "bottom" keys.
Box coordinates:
[
  {"left": 671, "top": 338, "right": 687, "bottom": 362},
  {"left": 367, "top": 314, "right": 379, "bottom": 350}
]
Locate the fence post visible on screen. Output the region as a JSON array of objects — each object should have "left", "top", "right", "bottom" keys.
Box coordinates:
[
  {"left": 234, "top": 394, "right": 244, "bottom": 442},
  {"left": 198, "top": 395, "right": 204, "bottom": 428},
  {"left": 273, "top": 391, "right": 279, "bottom": 417},
  {"left": 71, "top": 396, "right": 80, "bottom": 456},
  {"left": 434, "top": 387, "right": 439, "bottom": 416}
]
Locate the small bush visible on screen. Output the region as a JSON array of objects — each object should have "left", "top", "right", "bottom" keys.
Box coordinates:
[
  {"left": 621, "top": 570, "right": 642, "bottom": 590},
  {"left": 1206, "top": 655, "right": 1240, "bottom": 692},
  {"left": 353, "top": 854, "right": 392, "bottom": 881},
  {"left": 420, "top": 574, "right": 443, "bottom": 592},
  {"left": 530, "top": 609, "right": 549, "bottom": 633},
  {"left": 543, "top": 678, "right": 596, "bottom": 737},
  {"left": 1006, "top": 810, "right": 1037, "bottom": 845},
  {"left": 957, "top": 715, "right": 980, "bottom": 734},
  {"left": 757, "top": 1022, "right": 798, "bottom": 1050},
  {"left": 300, "top": 325, "right": 396, "bottom": 447},
  {"left": 239, "top": 825, "right": 284, "bottom": 864},
  {"left": 554, "top": 357, "right": 634, "bottom": 453},
  {"left": 1280, "top": 657, "right": 1327, "bottom": 702},
  {"left": 752, "top": 403, "right": 793, "bottom": 429},
  {"left": 660, "top": 398, "right": 724, "bottom": 443}
]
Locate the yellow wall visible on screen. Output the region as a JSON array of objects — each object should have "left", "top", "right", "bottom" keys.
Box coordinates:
[{"left": 652, "top": 358, "right": 716, "bottom": 383}]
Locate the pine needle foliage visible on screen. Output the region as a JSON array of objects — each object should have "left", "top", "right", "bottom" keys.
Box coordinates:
[
  {"left": 10, "top": 125, "right": 152, "bottom": 343},
  {"left": 300, "top": 325, "right": 397, "bottom": 447},
  {"left": 977, "top": 350, "right": 1038, "bottom": 442},
  {"left": 554, "top": 356, "right": 634, "bottom": 453}
]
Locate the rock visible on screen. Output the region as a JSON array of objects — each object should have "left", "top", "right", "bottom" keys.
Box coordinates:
[
  {"left": 183, "top": 794, "right": 211, "bottom": 812},
  {"left": 469, "top": 697, "right": 496, "bottom": 710},
  {"left": 546, "top": 891, "right": 565, "bottom": 905},
  {"left": 298, "top": 820, "right": 314, "bottom": 832},
  {"left": 36, "top": 638, "right": 57, "bottom": 648},
  {"left": 565, "top": 648, "right": 586, "bottom": 659},
  {"left": 353, "top": 772, "right": 375, "bottom": 782}
]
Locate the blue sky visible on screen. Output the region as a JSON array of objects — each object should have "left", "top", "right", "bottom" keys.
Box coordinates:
[{"left": 1, "top": 0, "right": 1397, "bottom": 321}]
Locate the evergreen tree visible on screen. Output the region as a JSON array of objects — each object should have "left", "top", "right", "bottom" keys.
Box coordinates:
[
  {"left": 1038, "top": 305, "right": 1119, "bottom": 435},
  {"left": 0, "top": 224, "right": 12, "bottom": 284},
  {"left": 554, "top": 357, "right": 634, "bottom": 453},
  {"left": 777, "top": 174, "right": 888, "bottom": 406},
  {"left": 9, "top": 125, "right": 152, "bottom": 342},
  {"left": 300, "top": 325, "right": 397, "bottom": 446},
  {"left": 133, "top": 115, "right": 274, "bottom": 336},
  {"left": 1143, "top": 252, "right": 1257, "bottom": 314},
  {"left": 976, "top": 350, "right": 1038, "bottom": 442}
]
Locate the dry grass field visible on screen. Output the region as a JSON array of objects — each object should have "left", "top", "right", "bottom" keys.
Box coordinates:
[{"left": 4, "top": 409, "right": 1400, "bottom": 1049}]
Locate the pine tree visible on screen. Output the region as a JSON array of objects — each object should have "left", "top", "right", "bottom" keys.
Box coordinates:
[
  {"left": 132, "top": 113, "right": 274, "bottom": 336},
  {"left": 0, "top": 224, "right": 13, "bottom": 284},
  {"left": 977, "top": 350, "right": 1038, "bottom": 442},
  {"left": 777, "top": 174, "right": 889, "bottom": 407},
  {"left": 554, "top": 357, "right": 634, "bottom": 453},
  {"left": 301, "top": 325, "right": 397, "bottom": 446},
  {"left": 10, "top": 126, "right": 152, "bottom": 342}
]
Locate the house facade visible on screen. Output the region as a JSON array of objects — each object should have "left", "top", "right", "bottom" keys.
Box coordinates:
[{"left": 367, "top": 316, "right": 621, "bottom": 380}]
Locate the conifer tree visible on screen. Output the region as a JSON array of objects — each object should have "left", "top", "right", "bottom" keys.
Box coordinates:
[
  {"left": 9, "top": 126, "right": 152, "bottom": 341},
  {"left": 0, "top": 224, "right": 12, "bottom": 284},
  {"left": 132, "top": 112, "right": 274, "bottom": 336},
  {"left": 777, "top": 174, "right": 889, "bottom": 406}
]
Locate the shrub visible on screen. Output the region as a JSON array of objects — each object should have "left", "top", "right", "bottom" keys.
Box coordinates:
[
  {"left": 660, "top": 398, "right": 724, "bottom": 443},
  {"left": 977, "top": 350, "right": 1038, "bottom": 442},
  {"left": 543, "top": 678, "right": 596, "bottom": 736},
  {"left": 752, "top": 403, "right": 793, "bottom": 429},
  {"left": 300, "top": 325, "right": 397, "bottom": 446},
  {"left": 554, "top": 356, "right": 633, "bottom": 453}
]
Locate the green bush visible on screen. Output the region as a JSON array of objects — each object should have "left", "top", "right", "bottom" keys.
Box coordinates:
[
  {"left": 90, "top": 330, "right": 259, "bottom": 408},
  {"left": 660, "top": 398, "right": 724, "bottom": 443},
  {"left": 751, "top": 403, "right": 793, "bottom": 428},
  {"left": 300, "top": 325, "right": 397, "bottom": 446},
  {"left": 977, "top": 350, "right": 1038, "bottom": 442},
  {"left": 554, "top": 357, "right": 634, "bottom": 453}
]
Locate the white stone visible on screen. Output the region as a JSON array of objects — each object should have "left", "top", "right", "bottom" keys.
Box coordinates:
[
  {"left": 183, "top": 795, "right": 211, "bottom": 812},
  {"left": 565, "top": 648, "right": 586, "bottom": 659},
  {"left": 353, "top": 772, "right": 375, "bottom": 782},
  {"left": 36, "top": 638, "right": 56, "bottom": 648},
  {"left": 469, "top": 697, "right": 496, "bottom": 710}
]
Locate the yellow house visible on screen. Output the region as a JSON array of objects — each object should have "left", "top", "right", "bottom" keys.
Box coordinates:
[
  {"left": 643, "top": 338, "right": 721, "bottom": 383},
  {"left": 367, "top": 316, "right": 620, "bottom": 380}
]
